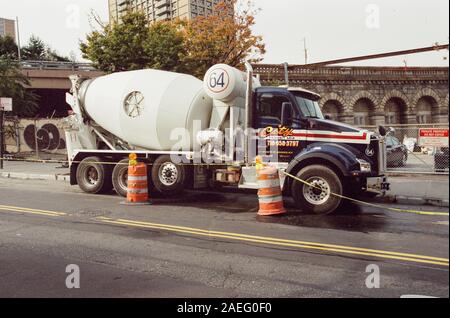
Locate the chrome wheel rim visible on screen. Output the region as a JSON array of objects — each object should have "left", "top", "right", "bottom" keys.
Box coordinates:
[
  {"left": 85, "top": 166, "right": 99, "bottom": 186},
  {"left": 159, "top": 163, "right": 178, "bottom": 186},
  {"left": 303, "top": 176, "right": 331, "bottom": 205}
]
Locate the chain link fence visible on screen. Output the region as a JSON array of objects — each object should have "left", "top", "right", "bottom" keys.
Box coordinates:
[
  {"left": 3, "top": 117, "right": 448, "bottom": 175},
  {"left": 362, "top": 123, "right": 449, "bottom": 175}
]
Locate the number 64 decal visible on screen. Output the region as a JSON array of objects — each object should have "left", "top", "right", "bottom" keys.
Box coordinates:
[{"left": 208, "top": 69, "right": 229, "bottom": 92}]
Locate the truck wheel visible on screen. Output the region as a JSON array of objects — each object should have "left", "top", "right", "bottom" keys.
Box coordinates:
[
  {"left": 112, "top": 159, "right": 129, "bottom": 197},
  {"left": 76, "top": 157, "right": 112, "bottom": 194},
  {"left": 151, "top": 155, "right": 186, "bottom": 197},
  {"left": 291, "top": 165, "right": 343, "bottom": 215}
]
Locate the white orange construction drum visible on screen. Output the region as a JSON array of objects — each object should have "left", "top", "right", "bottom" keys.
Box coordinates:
[{"left": 257, "top": 166, "right": 286, "bottom": 216}]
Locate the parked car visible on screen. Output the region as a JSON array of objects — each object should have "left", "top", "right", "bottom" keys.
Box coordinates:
[
  {"left": 435, "top": 147, "right": 449, "bottom": 172},
  {"left": 386, "top": 136, "right": 408, "bottom": 167}
]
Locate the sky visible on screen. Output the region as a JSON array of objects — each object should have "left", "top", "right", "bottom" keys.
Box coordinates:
[{"left": 0, "top": 0, "right": 448, "bottom": 66}]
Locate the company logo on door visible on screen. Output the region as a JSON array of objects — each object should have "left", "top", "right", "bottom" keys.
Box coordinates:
[{"left": 260, "top": 126, "right": 294, "bottom": 138}]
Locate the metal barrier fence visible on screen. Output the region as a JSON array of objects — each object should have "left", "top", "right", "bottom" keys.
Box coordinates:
[
  {"left": 361, "top": 123, "right": 449, "bottom": 175},
  {"left": 19, "top": 60, "right": 97, "bottom": 71},
  {"left": 3, "top": 117, "right": 67, "bottom": 160}
]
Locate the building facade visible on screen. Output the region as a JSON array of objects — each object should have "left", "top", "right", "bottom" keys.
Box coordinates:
[
  {"left": 253, "top": 64, "right": 449, "bottom": 126},
  {"left": 108, "top": 0, "right": 231, "bottom": 23},
  {"left": 0, "top": 18, "right": 16, "bottom": 39}
]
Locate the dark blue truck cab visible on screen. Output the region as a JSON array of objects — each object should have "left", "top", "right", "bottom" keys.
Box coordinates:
[{"left": 247, "top": 86, "right": 390, "bottom": 214}]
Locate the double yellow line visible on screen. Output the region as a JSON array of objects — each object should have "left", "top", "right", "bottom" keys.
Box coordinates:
[
  {"left": 96, "top": 216, "right": 449, "bottom": 267},
  {"left": 0, "top": 203, "right": 447, "bottom": 267},
  {"left": 0, "top": 204, "right": 67, "bottom": 217}
]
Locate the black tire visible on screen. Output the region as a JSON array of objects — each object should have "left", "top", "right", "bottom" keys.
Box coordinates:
[
  {"left": 112, "top": 159, "right": 129, "bottom": 197},
  {"left": 151, "top": 155, "right": 186, "bottom": 197},
  {"left": 291, "top": 165, "right": 343, "bottom": 215},
  {"left": 76, "top": 157, "right": 112, "bottom": 194}
]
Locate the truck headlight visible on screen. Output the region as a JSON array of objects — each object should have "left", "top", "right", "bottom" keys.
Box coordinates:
[{"left": 357, "top": 159, "right": 372, "bottom": 173}]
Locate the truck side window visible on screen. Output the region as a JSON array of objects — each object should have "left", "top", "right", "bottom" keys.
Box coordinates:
[{"left": 258, "top": 93, "right": 291, "bottom": 128}]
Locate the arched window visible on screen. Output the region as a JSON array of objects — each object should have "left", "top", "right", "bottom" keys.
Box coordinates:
[
  {"left": 354, "top": 98, "right": 374, "bottom": 126},
  {"left": 385, "top": 97, "right": 407, "bottom": 124},
  {"left": 322, "top": 100, "right": 342, "bottom": 122},
  {"left": 417, "top": 96, "right": 437, "bottom": 124}
]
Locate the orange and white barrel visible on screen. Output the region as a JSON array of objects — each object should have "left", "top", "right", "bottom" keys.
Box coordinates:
[
  {"left": 124, "top": 162, "right": 151, "bottom": 205},
  {"left": 257, "top": 166, "right": 286, "bottom": 216}
]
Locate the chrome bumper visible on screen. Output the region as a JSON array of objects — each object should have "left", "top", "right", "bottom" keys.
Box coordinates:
[{"left": 366, "top": 176, "right": 390, "bottom": 195}]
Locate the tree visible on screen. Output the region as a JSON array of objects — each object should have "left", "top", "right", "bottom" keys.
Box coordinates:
[
  {"left": 21, "top": 35, "right": 46, "bottom": 60},
  {"left": 0, "top": 58, "right": 39, "bottom": 117},
  {"left": 80, "top": 1, "right": 265, "bottom": 77},
  {"left": 80, "top": 11, "right": 185, "bottom": 73},
  {"left": 180, "top": 0, "right": 265, "bottom": 78},
  {"left": 144, "top": 22, "right": 186, "bottom": 72},
  {"left": 21, "top": 35, "right": 69, "bottom": 62},
  {"left": 0, "top": 36, "right": 18, "bottom": 59}
]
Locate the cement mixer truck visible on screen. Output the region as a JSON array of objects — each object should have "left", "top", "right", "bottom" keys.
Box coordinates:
[{"left": 64, "top": 63, "right": 390, "bottom": 214}]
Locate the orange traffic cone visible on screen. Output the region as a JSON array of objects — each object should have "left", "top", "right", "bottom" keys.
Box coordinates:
[
  {"left": 121, "top": 154, "right": 151, "bottom": 206},
  {"left": 257, "top": 166, "right": 286, "bottom": 216}
]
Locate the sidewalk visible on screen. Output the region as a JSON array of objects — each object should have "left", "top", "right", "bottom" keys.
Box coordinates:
[
  {"left": 0, "top": 160, "right": 70, "bottom": 182},
  {"left": 379, "top": 175, "right": 449, "bottom": 207},
  {"left": 0, "top": 160, "right": 448, "bottom": 207}
]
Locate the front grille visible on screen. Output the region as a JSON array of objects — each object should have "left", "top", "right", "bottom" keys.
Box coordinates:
[{"left": 378, "top": 138, "right": 387, "bottom": 175}]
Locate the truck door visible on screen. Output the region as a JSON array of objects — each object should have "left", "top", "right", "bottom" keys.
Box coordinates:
[{"left": 254, "top": 90, "right": 307, "bottom": 163}]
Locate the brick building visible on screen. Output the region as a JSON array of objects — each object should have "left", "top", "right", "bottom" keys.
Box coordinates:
[{"left": 0, "top": 17, "right": 16, "bottom": 40}]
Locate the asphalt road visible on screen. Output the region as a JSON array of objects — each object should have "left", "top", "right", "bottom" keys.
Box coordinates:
[{"left": 0, "top": 178, "right": 448, "bottom": 298}]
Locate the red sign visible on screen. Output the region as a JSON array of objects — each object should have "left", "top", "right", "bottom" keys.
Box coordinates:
[{"left": 419, "top": 128, "right": 449, "bottom": 147}]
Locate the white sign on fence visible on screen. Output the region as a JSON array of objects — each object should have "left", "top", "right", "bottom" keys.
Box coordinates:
[
  {"left": 418, "top": 128, "right": 449, "bottom": 148},
  {"left": 0, "top": 98, "right": 13, "bottom": 111}
]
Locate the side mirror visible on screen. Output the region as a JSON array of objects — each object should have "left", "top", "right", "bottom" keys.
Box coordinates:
[
  {"left": 281, "top": 102, "right": 293, "bottom": 126},
  {"left": 324, "top": 115, "right": 332, "bottom": 120}
]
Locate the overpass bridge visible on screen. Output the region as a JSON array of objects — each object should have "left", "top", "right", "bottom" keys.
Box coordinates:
[{"left": 21, "top": 60, "right": 104, "bottom": 90}]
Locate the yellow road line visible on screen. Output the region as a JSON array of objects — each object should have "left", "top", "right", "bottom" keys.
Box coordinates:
[
  {"left": 0, "top": 202, "right": 446, "bottom": 266},
  {"left": 96, "top": 217, "right": 449, "bottom": 267},
  {"left": 100, "top": 217, "right": 447, "bottom": 262},
  {"left": 0, "top": 205, "right": 67, "bottom": 217}
]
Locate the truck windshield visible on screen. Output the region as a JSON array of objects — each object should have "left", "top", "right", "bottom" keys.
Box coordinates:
[{"left": 294, "top": 94, "right": 324, "bottom": 119}]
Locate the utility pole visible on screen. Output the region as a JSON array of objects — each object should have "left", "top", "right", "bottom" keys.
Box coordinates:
[
  {"left": 16, "top": 17, "right": 21, "bottom": 61},
  {"left": 302, "top": 38, "right": 308, "bottom": 65}
]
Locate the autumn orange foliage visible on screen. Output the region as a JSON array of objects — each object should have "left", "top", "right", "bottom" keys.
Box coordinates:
[{"left": 179, "top": 0, "right": 266, "bottom": 78}]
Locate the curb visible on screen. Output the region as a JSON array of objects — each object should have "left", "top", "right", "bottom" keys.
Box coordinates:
[
  {"left": 0, "top": 172, "right": 70, "bottom": 182},
  {"left": 371, "top": 195, "right": 449, "bottom": 208}
]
